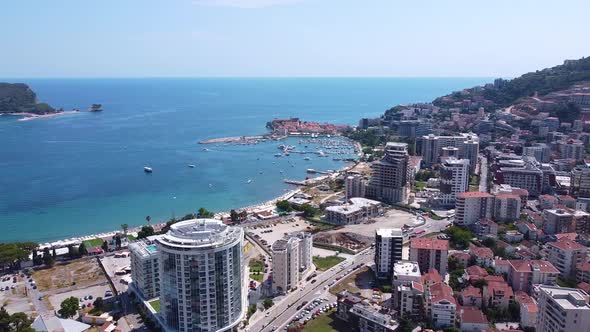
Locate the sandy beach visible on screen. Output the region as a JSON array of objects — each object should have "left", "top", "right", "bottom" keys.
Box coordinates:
[{"left": 15, "top": 110, "right": 80, "bottom": 121}]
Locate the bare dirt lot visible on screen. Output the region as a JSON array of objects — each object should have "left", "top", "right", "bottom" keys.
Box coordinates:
[
  {"left": 247, "top": 217, "right": 312, "bottom": 246},
  {"left": 32, "top": 258, "right": 108, "bottom": 291},
  {"left": 48, "top": 284, "right": 112, "bottom": 311},
  {"left": 0, "top": 276, "right": 34, "bottom": 315}
]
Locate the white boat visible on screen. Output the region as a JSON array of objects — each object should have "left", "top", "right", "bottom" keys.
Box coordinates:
[
  {"left": 144, "top": 166, "right": 153, "bottom": 173},
  {"left": 188, "top": 164, "right": 196, "bottom": 168},
  {"left": 247, "top": 179, "right": 252, "bottom": 184},
  {"left": 203, "top": 148, "right": 210, "bottom": 152}
]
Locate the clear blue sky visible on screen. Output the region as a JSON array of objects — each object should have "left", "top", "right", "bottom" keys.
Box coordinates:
[{"left": 2, "top": 0, "right": 589, "bottom": 78}]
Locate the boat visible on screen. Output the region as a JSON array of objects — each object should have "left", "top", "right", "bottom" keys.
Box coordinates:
[
  {"left": 304, "top": 157, "right": 311, "bottom": 161},
  {"left": 307, "top": 169, "right": 317, "bottom": 173},
  {"left": 274, "top": 153, "right": 282, "bottom": 157},
  {"left": 144, "top": 166, "right": 153, "bottom": 173},
  {"left": 208, "top": 184, "right": 213, "bottom": 188},
  {"left": 247, "top": 179, "right": 252, "bottom": 184},
  {"left": 203, "top": 148, "right": 210, "bottom": 152},
  {"left": 188, "top": 164, "right": 196, "bottom": 168},
  {"left": 89, "top": 104, "right": 103, "bottom": 112}
]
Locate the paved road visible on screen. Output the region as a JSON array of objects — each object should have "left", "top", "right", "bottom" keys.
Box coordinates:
[
  {"left": 247, "top": 248, "right": 374, "bottom": 332},
  {"left": 479, "top": 154, "right": 488, "bottom": 193}
]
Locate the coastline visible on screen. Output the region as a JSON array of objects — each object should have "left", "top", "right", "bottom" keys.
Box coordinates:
[{"left": 15, "top": 110, "right": 80, "bottom": 121}]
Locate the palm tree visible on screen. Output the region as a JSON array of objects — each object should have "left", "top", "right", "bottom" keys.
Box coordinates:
[
  {"left": 146, "top": 215, "right": 151, "bottom": 225},
  {"left": 121, "top": 224, "right": 129, "bottom": 235}
]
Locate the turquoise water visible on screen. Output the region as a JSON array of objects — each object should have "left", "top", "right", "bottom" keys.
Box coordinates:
[{"left": 0, "top": 78, "right": 489, "bottom": 242}]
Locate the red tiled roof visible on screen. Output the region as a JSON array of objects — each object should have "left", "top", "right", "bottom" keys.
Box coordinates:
[
  {"left": 495, "top": 193, "right": 520, "bottom": 200},
  {"left": 429, "top": 282, "right": 456, "bottom": 305},
  {"left": 460, "top": 307, "right": 488, "bottom": 324},
  {"left": 469, "top": 245, "right": 494, "bottom": 259},
  {"left": 484, "top": 275, "right": 505, "bottom": 283},
  {"left": 422, "top": 268, "right": 443, "bottom": 284},
  {"left": 509, "top": 260, "right": 559, "bottom": 274},
  {"left": 511, "top": 188, "right": 529, "bottom": 196},
  {"left": 554, "top": 233, "right": 578, "bottom": 241},
  {"left": 540, "top": 194, "right": 557, "bottom": 201},
  {"left": 412, "top": 281, "right": 424, "bottom": 293},
  {"left": 461, "top": 286, "right": 482, "bottom": 298},
  {"left": 458, "top": 192, "right": 493, "bottom": 198},
  {"left": 577, "top": 262, "right": 590, "bottom": 273},
  {"left": 548, "top": 239, "right": 586, "bottom": 251},
  {"left": 487, "top": 281, "right": 514, "bottom": 297},
  {"left": 558, "top": 195, "right": 575, "bottom": 202},
  {"left": 452, "top": 252, "right": 471, "bottom": 260},
  {"left": 494, "top": 259, "right": 510, "bottom": 266},
  {"left": 577, "top": 282, "right": 590, "bottom": 294},
  {"left": 411, "top": 238, "right": 449, "bottom": 251},
  {"left": 466, "top": 265, "right": 488, "bottom": 277},
  {"left": 514, "top": 291, "right": 534, "bottom": 304},
  {"left": 522, "top": 303, "right": 538, "bottom": 314}
]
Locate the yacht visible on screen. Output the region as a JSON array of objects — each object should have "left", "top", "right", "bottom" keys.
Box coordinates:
[
  {"left": 144, "top": 166, "right": 153, "bottom": 173},
  {"left": 247, "top": 179, "right": 252, "bottom": 184},
  {"left": 304, "top": 157, "right": 311, "bottom": 161},
  {"left": 188, "top": 164, "right": 196, "bottom": 168}
]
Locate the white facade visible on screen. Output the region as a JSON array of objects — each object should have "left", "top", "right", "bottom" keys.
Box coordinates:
[
  {"left": 156, "top": 219, "right": 244, "bottom": 332},
  {"left": 420, "top": 133, "right": 479, "bottom": 172},
  {"left": 271, "top": 232, "right": 313, "bottom": 293},
  {"left": 365, "top": 142, "right": 410, "bottom": 204},
  {"left": 537, "top": 286, "right": 590, "bottom": 332},
  {"left": 438, "top": 158, "right": 469, "bottom": 206},
  {"left": 455, "top": 192, "right": 494, "bottom": 227},
  {"left": 129, "top": 235, "right": 162, "bottom": 300},
  {"left": 374, "top": 228, "right": 403, "bottom": 280}
]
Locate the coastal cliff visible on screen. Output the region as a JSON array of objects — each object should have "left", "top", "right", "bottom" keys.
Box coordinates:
[{"left": 0, "top": 83, "right": 56, "bottom": 114}]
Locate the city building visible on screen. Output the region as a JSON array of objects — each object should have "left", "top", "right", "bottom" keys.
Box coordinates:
[
  {"left": 493, "top": 193, "right": 521, "bottom": 222},
  {"left": 572, "top": 163, "right": 590, "bottom": 198},
  {"left": 515, "top": 291, "right": 538, "bottom": 330},
  {"left": 482, "top": 280, "right": 514, "bottom": 309},
  {"left": 156, "top": 219, "right": 245, "bottom": 332},
  {"left": 374, "top": 228, "right": 403, "bottom": 280},
  {"left": 576, "top": 262, "right": 590, "bottom": 284},
  {"left": 129, "top": 235, "right": 162, "bottom": 300},
  {"left": 425, "top": 282, "right": 456, "bottom": 329},
  {"left": 497, "top": 160, "right": 544, "bottom": 197},
  {"left": 420, "top": 133, "right": 479, "bottom": 173},
  {"left": 458, "top": 307, "right": 488, "bottom": 332},
  {"left": 474, "top": 219, "right": 498, "bottom": 239},
  {"left": 345, "top": 174, "right": 366, "bottom": 199},
  {"left": 324, "top": 197, "right": 381, "bottom": 225},
  {"left": 395, "top": 120, "right": 433, "bottom": 138},
  {"left": 561, "top": 139, "right": 585, "bottom": 160},
  {"left": 365, "top": 142, "right": 410, "bottom": 204},
  {"left": 336, "top": 291, "right": 399, "bottom": 332},
  {"left": 543, "top": 209, "right": 574, "bottom": 235},
  {"left": 455, "top": 192, "right": 494, "bottom": 227},
  {"left": 546, "top": 239, "right": 588, "bottom": 277},
  {"left": 409, "top": 238, "right": 449, "bottom": 276},
  {"left": 536, "top": 286, "right": 590, "bottom": 332},
  {"left": 507, "top": 260, "right": 559, "bottom": 293},
  {"left": 392, "top": 261, "right": 423, "bottom": 319},
  {"left": 438, "top": 157, "right": 470, "bottom": 207},
  {"left": 523, "top": 143, "right": 551, "bottom": 163},
  {"left": 271, "top": 232, "right": 313, "bottom": 293},
  {"left": 460, "top": 285, "right": 483, "bottom": 308}
]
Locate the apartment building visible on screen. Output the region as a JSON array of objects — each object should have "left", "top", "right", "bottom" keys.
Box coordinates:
[
  {"left": 438, "top": 157, "right": 470, "bottom": 207},
  {"left": 546, "top": 239, "right": 588, "bottom": 277},
  {"left": 374, "top": 228, "right": 403, "bottom": 280},
  {"left": 497, "top": 162, "right": 544, "bottom": 197},
  {"left": 561, "top": 139, "right": 585, "bottom": 160},
  {"left": 493, "top": 193, "right": 522, "bottom": 222},
  {"left": 523, "top": 143, "right": 551, "bottom": 163},
  {"left": 336, "top": 291, "right": 399, "bottom": 332},
  {"left": 392, "top": 261, "right": 423, "bottom": 319},
  {"left": 458, "top": 307, "right": 488, "bottom": 332},
  {"left": 409, "top": 238, "right": 449, "bottom": 276},
  {"left": 129, "top": 235, "right": 162, "bottom": 300},
  {"left": 345, "top": 174, "right": 366, "bottom": 199},
  {"left": 572, "top": 163, "right": 590, "bottom": 198},
  {"left": 455, "top": 192, "right": 494, "bottom": 227},
  {"left": 365, "top": 142, "right": 410, "bottom": 204},
  {"left": 483, "top": 280, "right": 514, "bottom": 309},
  {"left": 537, "top": 286, "right": 590, "bottom": 332},
  {"left": 474, "top": 219, "right": 498, "bottom": 239},
  {"left": 156, "top": 219, "right": 245, "bottom": 332},
  {"left": 576, "top": 262, "right": 590, "bottom": 284},
  {"left": 507, "top": 260, "right": 559, "bottom": 293},
  {"left": 543, "top": 209, "right": 574, "bottom": 235},
  {"left": 324, "top": 197, "right": 381, "bottom": 225},
  {"left": 426, "top": 282, "right": 456, "bottom": 329},
  {"left": 420, "top": 133, "right": 479, "bottom": 173},
  {"left": 271, "top": 232, "right": 313, "bottom": 293}
]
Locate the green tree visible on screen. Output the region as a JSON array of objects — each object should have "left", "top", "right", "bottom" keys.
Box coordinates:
[
  {"left": 445, "top": 226, "right": 474, "bottom": 249},
  {"left": 58, "top": 297, "right": 79, "bottom": 318},
  {"left": 0, "top": 307, "right": 10, "bottom": 332},
  {"left": 101, "top": 241, "right": 109, "bottom": 252},
  {"left": 482, "top": 237, "right": 496, "bottom": 248},
  {"left": 42, "top": 248, "right": 54, "bottom": 267},
  {"left": 263, "top": 299, "right": 274, "bottom": 309},
  {"left": 276, "top": 200, "right": 293, "bottom": 212},
  {"left": 9, "top": 312, "right": 34, "bottom": 332},
  {"left": 230, "top": 210, "right": 239, "bottom": 223},
  {"left": 120, "top": 224, "right": 129, "bottom": 235},
  {"left": 137, "top": 225, "right": 155, "bottom": 239},
  {"left": 298, "top": 204, "right": 318, "bottom": 218},
  {"left": 78, "top": 243, "right": 87, "bottom": 256},
  {"left": 115, "top": 236, "right": 122, "bottom": 249},
  {"left": 197, "top": 208, "right": 214, "bottom": 218},
  {"left": 239, "top": 211, "right": 248, "bottom": 220},
  {"left": 93, "top": 297, "right": 104, "bottom": 311}
]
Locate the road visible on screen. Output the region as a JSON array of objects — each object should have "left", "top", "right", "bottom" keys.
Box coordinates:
[
  {"left": 479, "top": 154, "right": 488, "bottom": 193},
  {"left": 247, "top": 248, "right": 374, "bottom": 332}
]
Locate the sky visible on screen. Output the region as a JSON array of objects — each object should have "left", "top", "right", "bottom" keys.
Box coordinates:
[{"left": 1, "top": 0, "right": 589, "bottom": 78}]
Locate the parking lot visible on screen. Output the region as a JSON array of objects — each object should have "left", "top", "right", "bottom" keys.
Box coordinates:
[
  {"left": 247, "top": 218, "right": 311, "bottom": 247},
  {"left": 333, "top": 209, "right": 417, "bottom": 238},
  {"left": 289, "top": 297, "right": 337, "bottom": 328},
  {"left": 48, "top": 284, "right": 113, "bottom": 311},
  {"left": 0, "top": 274, "right": 33, "bottom": 315}
]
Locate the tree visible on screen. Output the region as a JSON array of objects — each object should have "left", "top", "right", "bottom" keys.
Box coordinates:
[
  {"left": 67, "top": 245, "right": 79, "bottom": 259},
  {"left": 445, "top": 226, "right": 474, "bottom": 249},
  {"left": 115, "top": 236, "right": 122, "bottom": 249},
  {"left": 298, "top": 204, "right": 318, "bottom": 218},
  {"left": 239, "top": 211, "right": 248, "bottom": 221},
  {"left": 9, "top": 312, "right": 34, "bottom": 332},
  {"left": 482, "top": 237, "right": 496, "bottom": 248},
  {"left": 145, "top": 216, "right": 151, "bottom": 225},
  {"left": 58, "top": 297, "right": 79, "bottom": 318},
  {"left": 78, "top": 243, "right": 87, "bottom": 256},
  {"left": 52, "top": 248, "right": 56, "bottom": 258},
  {"left": 121, "top": 224, "right": 129, "bottom": 235},
  {"left": 262, "top": 299, "right": 274, "bottom": 309},
  {"left": 42, "top": 248, "right": 54, "bottom": 267},
  {"left": 230, "top": 210, "right": 239, "bottom": 223},
  {"left": 276, "top": 200, "right": 293, "bottom": 212},
  {"left": 101, "top": 241, "right": 109, "bottom": 252},
  {"left": 93, "top": 297, "right": 104, "bottom": 311},
  {"left": 137, "top": 225, "right": 155, "bottom": 239},
  {"left": 0, "top": 307, "right": 10, "bottom": 332},
  {"left": 197, "top": 207, "right": 214, "bottom": 218}
]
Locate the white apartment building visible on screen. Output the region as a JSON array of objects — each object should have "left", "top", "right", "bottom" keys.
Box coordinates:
[
  {"left": 409, "top": 238, "right": 449, "bottom": 276},
  {"left": 543, "top": 209, "right": 574, "bottom": 235},
  {"left": 420, "top": 133, "right": 479, "bottom": 172},
  {"left": 156, "top": 219, "right": 244, "bottom": 332},
  {"left": 392, "top": 261, "right": 423, "bottom": 319},
  {"left": 426, "top": 282, "right": 456, "bottom": 329},
  {"left": 493, "top": 193, "right": 521, "bottom": 222},
  {"left": 572, "top": 163, "right": 590, "bottom": 198},
  {"left": 324, "top": 197, "right": 381, "bottom": 225},
  {"left": 129, "top": 235, "right": 162, "bottom": 300},
  {"left": 438, "top": 157, "right": 470, "bottom": 207},
  {"left": 523, "top": 144, "right": 551, "bottom": 163},
  {"left": 345, "top": 174, "right": 366, "bottom": 199},
  {"left": 546, "top": 239, "right": 588, "bottom": 277},
  {"left": 365, "top": 142, "right": 410, "bottom": 204},
  {"left": 271, "top": 232, "right": 313, "bottom": 293},
  {"left": 374, "top": 228, "right": 403, "bottom": 280},
  {"left": 537, "top": 286, "right": 590, "bottom": 332},
  {"left": 561, "top": 140, "right": 584, "bottom": 161},
  {"left": 454, "top": 192, "right": 494, "bottom": 227}
]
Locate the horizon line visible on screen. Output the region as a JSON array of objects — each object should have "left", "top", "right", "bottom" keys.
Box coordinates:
[{"left": 1, "top": 75, "right": 500, "bottom": 80}]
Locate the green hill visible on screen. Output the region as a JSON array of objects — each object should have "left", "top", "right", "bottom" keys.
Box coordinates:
[{"left": 0, "top": 83, "right": 55, "bottom": 114}]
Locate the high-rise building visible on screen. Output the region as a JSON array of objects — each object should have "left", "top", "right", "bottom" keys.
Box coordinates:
[
  {"left": 345, "top": 174, "right": 366, "bottom": 199},
  {"left": 543, "top": 209, "right": 574, "bottom": 235},
  {"left": 523, "top": 143, "right": 551, "bottom": 163},
  {"left": 546, "top": 239, "right": 588, "bottom": 277},
  {"left": 493, "top": 193, "right": 521, "bottom": 222},
  {"left": 420, "top": 133, "right": 479, "bottom": 172},
  {"left": 561, "top": 139, "right": 585, "bottom": 160},
  {"left": 156, "top": 219, "right": 244, "bottom": 332},
  {"left": 409, "top": 238, "right": 449, "bottom": 276},
  {"left": 365, "top": 142, "right": 410, "bottom": 204},
  {"left": 506, "top": 260, "right": 559, "bottom": 293},
  {"left": 497, "top": 161, "right": 544, "bottom": 197},
  {"left": 455, "top": 192, "right": 494, "bottom": 227},
  {"left": 537, "top": 286, "right": 590, "bottom": 332},
  {"left": 392, "top": 261, "right": 423, "bottom": 319},
  {"left": 129, "top": 235, "right": 162, "bottom": 300},
  {"left": 271, "top": 232, "right": 313, "bottom": 293},
  {"left": 572, "top": 164, "right": 590, "bottom": 198},
  {"left": 374, "top": 228, "right": 403, "bottom": 280},
  {"left": 438, "top": 158, "right": 470, "bottom": 207}
]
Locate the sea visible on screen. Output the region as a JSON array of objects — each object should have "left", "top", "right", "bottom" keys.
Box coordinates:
[{"left": 0, "top": 78, "right": 489, "bottom": 243}]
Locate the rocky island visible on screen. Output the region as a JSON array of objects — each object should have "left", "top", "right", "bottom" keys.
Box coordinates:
[{"left": 0, "top": 83, "right": 56, "bottom": 114}]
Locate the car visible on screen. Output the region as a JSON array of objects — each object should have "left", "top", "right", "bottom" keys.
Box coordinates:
[
  {"left": 38, "top": 296, "right": 43, "bottom": 300},
  {"left": 32, "top": 285, "right": 37, "bottom": 289},
  {"left": 265, "top": 312, "right": 271, "bottom": 317}
]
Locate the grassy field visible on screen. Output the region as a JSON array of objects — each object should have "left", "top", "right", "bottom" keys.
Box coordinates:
[
  {"left": 249, "top": 259, "right": 264, "bottom": 282},
  {"left": 83, "top": 238, "right": 104, "bottom": 248},
  {"left": 312, "top": 256, "right": 345, "bottom": 271},
  {"left": 302, "top": 311, "right": 345, "bottom": 332},
  {"left": 149, "top": 299, "right": 161, "bottom": 312}
]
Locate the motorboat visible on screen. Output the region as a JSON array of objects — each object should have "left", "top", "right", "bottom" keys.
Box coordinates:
[{"left": 144, "top": 166, "right": 153, "bottom": 173}]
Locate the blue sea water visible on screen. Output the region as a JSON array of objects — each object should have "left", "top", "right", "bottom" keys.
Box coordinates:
[{"left": 0, "top": 78, "right": 489, "bottom": 242}]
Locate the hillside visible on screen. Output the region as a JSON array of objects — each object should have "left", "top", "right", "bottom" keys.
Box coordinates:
[
  {"left": 0, "top": 83, "right": 55, "bottom": 114},
  {"left": 433, "top": 56, "right": 590, "bottom": 109}
]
